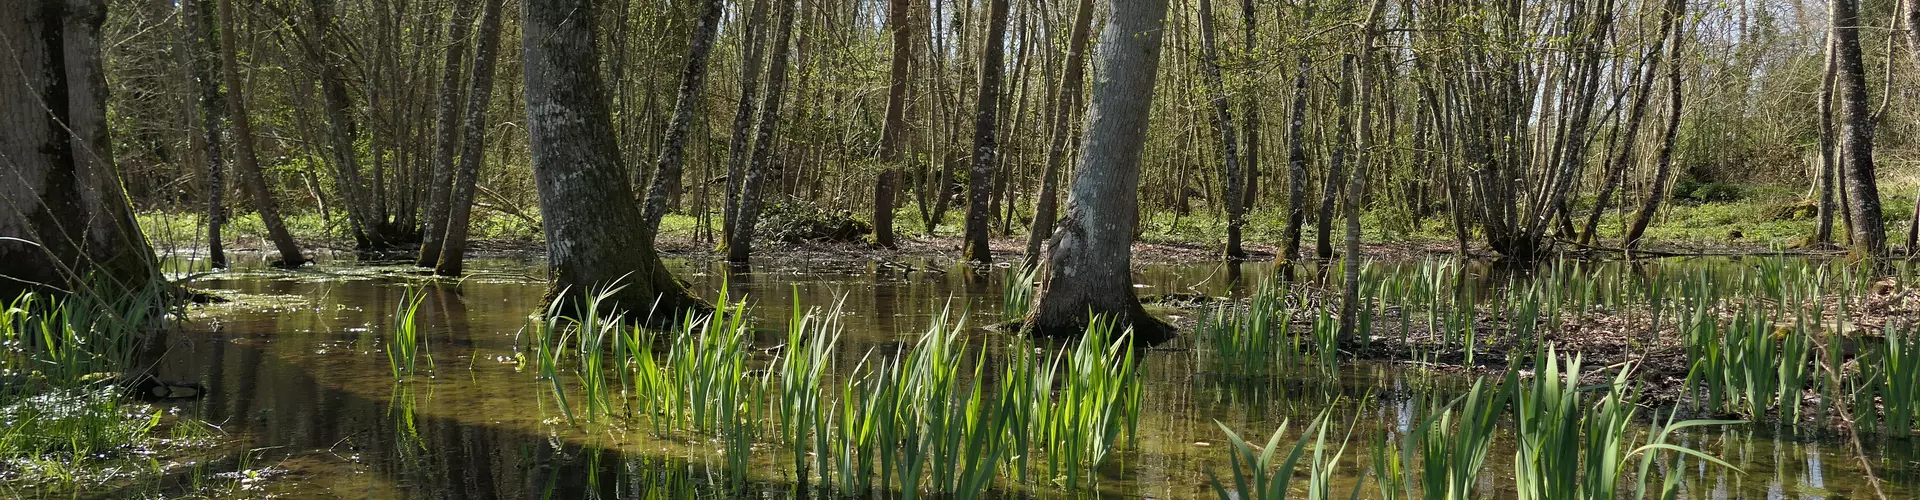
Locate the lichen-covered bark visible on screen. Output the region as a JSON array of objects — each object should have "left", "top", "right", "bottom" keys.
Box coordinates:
[
  {"left": 0, "top": 0, "right": 159, "bottom": 300},
  {"left": 725, "top": 0, "right": 797, "bottom": 265},
  {"left": 1622, "top": 0, "right": 1687, "bottom": 250},
  {"left": 1832, "top": 0, "right": 1886, "bottom": 260},
  {"left": 522, "top": 0, "right": 704, "bottom": 319},
  {"left": 435, "top": 0, "right": 507, "bottom": 276},
  {"left": 961, "top": 0, "right": 1009, "bottom": 265},
  {"left": 721, "top": 0, "right": 769, "bottom": 254},
  {"left": 640, "top": 0, "right": 723, "bottom": 241},
  {"left": 1025, "top": 0, "right": 1174, "bottom": 345}
]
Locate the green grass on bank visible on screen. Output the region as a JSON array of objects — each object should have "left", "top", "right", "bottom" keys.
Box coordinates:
[{"left": 136, "top": 180, "right": 1920, "bottom": 256}]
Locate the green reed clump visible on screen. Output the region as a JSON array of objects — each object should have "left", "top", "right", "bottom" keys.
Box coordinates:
[
  {"left": 1044, "top": 316, "right": 1142, "bottom": 489},
  {"left": 775, "top": 292, "right": 841, "bottom": 482},
  {"left": 1513, "top": 349, "right": 1741, "bottom": 500},
  {"left": 386, "top": 286, "right": 431, "bottom": 380},
  {"left": 1198, "top": 279, "right": 1293, "bottom": 378},
  {"left": 1003, "top": 266, "right": 1037, "bottom": 319},
  {"left": 1418, "top": 375, "right": 1505, "bottom": 500}
]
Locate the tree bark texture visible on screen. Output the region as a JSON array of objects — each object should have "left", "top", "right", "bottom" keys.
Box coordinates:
[
  {"left": 1580, "top": 0, "right": 1674, "bottom": 245},
  {"left": 1025, "top": 0, "right": 1175, "bottom": 345},
  {"left": 722, "top": 0, "right": 769, "bottom": 253},
  {"left": 1198, "top": 0, "right": 1245, "bottom": 260},
  {"left": 521, "top": 0, "right": 705, "bottom": 319},
  {"left": 0, "top": 0, "right": 160, "bottom": 300},
  {"left": 416, "top": 0, "right": 477, "bottom": 267},
  {"left": 872, "top": 0, "right": 913, "bottom": 249},
  {"left": 219, "top": 0, "right": 304, "bottom": 267},
  {"left": 1832, "top": 0, "right": 1886, "bottom": 259},
  {"left": 962, "top": 0, "right": 1010, "bottom": 265},
  {"left": 1281, "top": 37, "right": 1310, "bottom": 262},
  {"left": 1022, "top": 0, "right": 1093, "bottom": 269},
  {"left": 188, "top": 0, "right": 228, "bottom": 269},
  {"left": 1623, "top": 0, "right": 1687, "bottom": 249},
  {"left": 640, "top": 0, "right": 723, "bottom": 240},
  {"left": 726, "top": 0, "right": 798, "bottom": 264},
  {"left": 433, "top": 0, "right": 507, "bottom": 276}
]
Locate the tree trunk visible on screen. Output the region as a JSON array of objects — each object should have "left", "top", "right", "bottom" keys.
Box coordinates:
[
  {"left": 1197, "top": 0, "right": 1245, "bottom": 260},
  {"left": 306, "top": 0, "right": 385, "bottom": 251},
  {"left": 188, "top": 0, "right": 228, "bottom": 269},
  {"left": 1280, "top": 18, "right": 1311, "bottom": 262},
  {"left": 640, "top": 0, "right": 723, "bottom": 242},
  {"left": 1832, "top": 0, "right": 1886, "bottom": 260},
  {"left": 1238, "top": 0, "right": 1261, "bottom": 213},
  {"left": 1904, "top": 0, "right": 1919, "bottom": 254},
  {"left": 725, "top": 0, "right": 799, "bottom": 265},
  {"left": 522, "top": 0, "right": 706, "bottom": 318},
  {"left": 1815, "top": 33, "right": 1838, "bottom": 246},
  {"left": 1580, "top": 0, "right": 1674, "bottom": 245},
  {"left": 722, "top": 0, "right": 770, "bottom": 253},
  {"left": 1339, "top": 0, "right": 1386, "bottom": 343},
  {"left": 416, "top": 0, "right": 477, "bottom": 267},
  {"left": 962, "top": 0, "right": 1009, "bottom": 265},
  {"left": 1317, "top": 57, "right": 1353, "bottom": 261},
  {"left": 872, "top": 0, "right": 913, "bottom": 249},
  {"left": 433, "top": 0, "right": 507, "bottom": 276},
  {"left": 0, "top": 0, "right": 160, "bottom": 300},
  {"left": 1623, "top": 0, "right": 1686, "bottom": 249},
  {"left": 218, "top": 0, "right": 304, "bottom": 267},
  {"left": 1025, "top": 0, "right": 1175, "bottom": 345},
  {"left": 1022, "top": 0, "right": 1093, "bottom": 269}
]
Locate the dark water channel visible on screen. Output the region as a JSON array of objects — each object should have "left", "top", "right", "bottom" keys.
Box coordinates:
[{"left": 127, "top": 253, "right": 1920, "bottom": 499}]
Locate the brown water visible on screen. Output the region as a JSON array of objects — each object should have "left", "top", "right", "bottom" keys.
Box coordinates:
[{"left": 122, "top": 253, "right": 1920, "bottom": 499}]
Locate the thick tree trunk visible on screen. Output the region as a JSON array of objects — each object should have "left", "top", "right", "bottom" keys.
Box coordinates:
[
  {"left": 1025, "top": 0, "right": 1175, "bottom": 345},
  {"left": 872, "top": 0, "right": 913, "bottom": 249},
  {"left": 1832, "top": 0, "right": 1887, "bottom": 260},
  {"left": 188, "top": 0, "right": 228, "bottom": 269},
  {"left": 722, "top": 0, "right": 770, "bottom": 253},
  {"left": 522, "top": 0, "right": 705, "bottom": 319},
  {"left": 1623, "top": 0, "right": 1686, "bottom": 249},
  {"left": 416, "top": 0, "right": 477, "bottom": 267},
  {"left": 0, "top": 0, "right": 160, "bottom": 300},
  {"left": 640, "top": 0, "right": 723, "bottom": 241},
  {"left": 219, "top": 0, "right": 304, "bottom": 267},
  {"left": 725, "top": 0, "right": 799, "bottom": 265},
  {"left": 1022, "top": 0, "right": 1093, "bottom": 269},
  {"left": 1198, "top": 0, "right": 1245, "bottom": 260},
  {"left": 962, "top": 0, "right": 1010, "bottom": 264},
  {"left": 433, "top": 0, "right": 506, "bottom": 276}
]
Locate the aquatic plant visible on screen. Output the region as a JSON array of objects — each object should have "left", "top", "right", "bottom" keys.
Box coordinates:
[
  {"left": 1003, "top": 265, "right": 1037, "bottom": 319},
  {"left": 386, "top": 286, "right": 431, "bottom": 380}
]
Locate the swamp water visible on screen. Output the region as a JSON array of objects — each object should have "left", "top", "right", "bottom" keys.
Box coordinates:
[{"left": 87, "top": 254, "right": 1920, "bottom": 498}]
